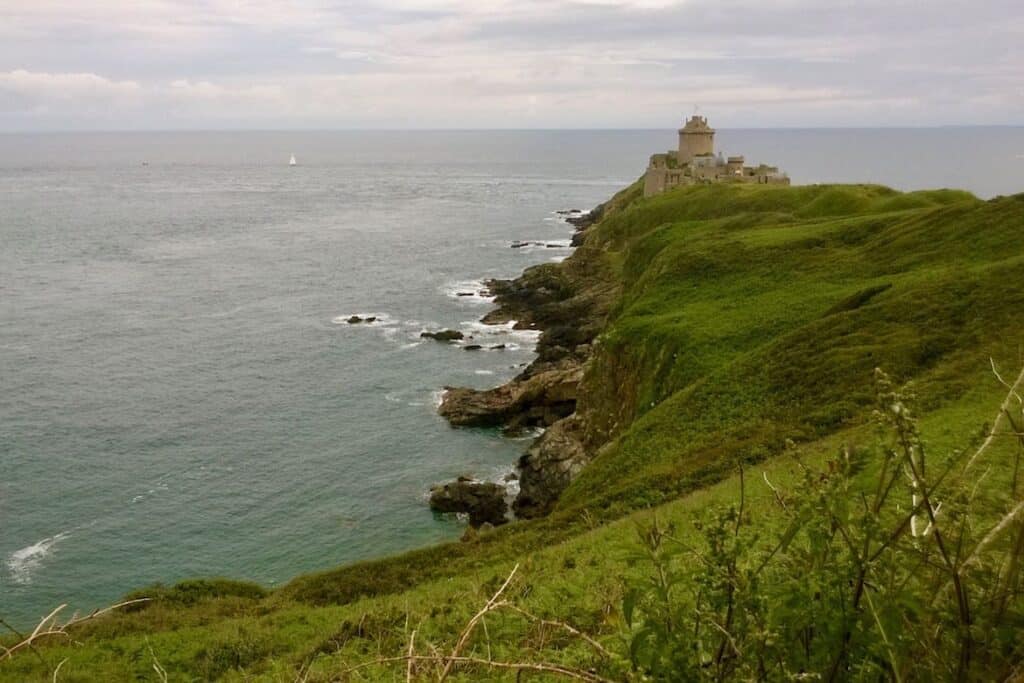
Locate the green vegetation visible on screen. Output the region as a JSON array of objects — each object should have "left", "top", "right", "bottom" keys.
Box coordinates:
[
  {"left": 3, "top": 183, "right": 1023, "bottom": 681},
  {"left": 623, "top": 371, "right": 1024, "bottom": 680}
]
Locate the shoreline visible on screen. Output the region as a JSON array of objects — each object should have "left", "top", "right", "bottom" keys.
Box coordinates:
[{"left": 429, "top": 203, "right": 612, "bottom": 525}]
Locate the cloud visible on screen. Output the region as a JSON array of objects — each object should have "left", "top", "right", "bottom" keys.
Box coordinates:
[
  {"left": 0, "top": 69, "right": 140, "bottom": 98},
  {"left": 0, "top": 0, "right": 1021, "bottom": 128}
]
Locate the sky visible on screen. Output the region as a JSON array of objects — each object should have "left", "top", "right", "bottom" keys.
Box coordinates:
[{"left": 0, "top": 0, "right": 1021, "bottom": 130}]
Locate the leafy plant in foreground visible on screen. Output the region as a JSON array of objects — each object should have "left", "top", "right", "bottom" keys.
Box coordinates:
[{"left": 623, "top": 366, "right": 1024, "bottom": 681}]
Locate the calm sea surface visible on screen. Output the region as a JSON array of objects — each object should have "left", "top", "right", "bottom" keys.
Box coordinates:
[{"left": 2, "top": 128, "right": 1022, "bottom": 625}]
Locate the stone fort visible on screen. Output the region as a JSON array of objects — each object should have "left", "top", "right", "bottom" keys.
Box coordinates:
[{"left": 644, "top": 115, "right": 790, "bottom": 197}]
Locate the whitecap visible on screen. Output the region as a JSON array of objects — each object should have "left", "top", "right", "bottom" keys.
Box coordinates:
[
  {"left": 6, "top": 532, "right": 71, "bottom": 585},
  {"left": 508, "top": 426, "right": 546, "bottom": 441},
  {"left": 432, "top": 389, "right": 447, "bottom": 408},
  {"left": 462, "top": 320, "right": 542, "bottom": 344},
  {"left": 543, "top": 239, "right": 572, "bottom": 248},
  {"left": 474, "top": 369, "right": 495, "bottom": 375},
  {"left": 442, "top": 280, "right": 495, "bottom": 305}
]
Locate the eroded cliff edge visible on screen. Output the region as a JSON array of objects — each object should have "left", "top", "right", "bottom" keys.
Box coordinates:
[{"left": 436, "top": 183, "right": 643, "bottom": 521}]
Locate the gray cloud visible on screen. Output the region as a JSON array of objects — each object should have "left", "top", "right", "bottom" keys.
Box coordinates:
[{"left": 0, "top": 0, "right": 1020, "bottom": 129}]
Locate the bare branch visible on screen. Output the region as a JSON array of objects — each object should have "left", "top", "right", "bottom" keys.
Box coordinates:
[
  {"left": 439, "top": 564, "right": 519, "bottom": 681},
  {"left": 966, "top": 361, "right": 1024, "bottom": 470}
]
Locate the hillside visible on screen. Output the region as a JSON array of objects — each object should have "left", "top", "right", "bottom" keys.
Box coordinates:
[{"left": 3, "top": 183, "right": 1024, "bottom": 681}]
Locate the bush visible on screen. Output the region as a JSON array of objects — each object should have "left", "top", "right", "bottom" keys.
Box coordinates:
[
  {"left": 124, "top": 578, "right": 267, "bottom": 609},
  {"left": 623, "top": 368, "right": 1024, "bottom": 681}
]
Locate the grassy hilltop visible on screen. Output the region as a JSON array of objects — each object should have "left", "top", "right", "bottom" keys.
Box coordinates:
[{"left": 4, "top": 183, "right": 1024, "bottom": 681}]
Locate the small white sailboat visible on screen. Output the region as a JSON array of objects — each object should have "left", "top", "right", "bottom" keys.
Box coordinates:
[{"left": 289, "top": 153, "right": 297, "bottom": 167}]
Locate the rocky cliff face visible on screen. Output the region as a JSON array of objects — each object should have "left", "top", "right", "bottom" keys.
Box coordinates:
[
  {"left": 434, "top": 194, "right": 629, "bottom": 523},
  {"left": 439, "top": 358, "right": 582, "bottom": 431}
]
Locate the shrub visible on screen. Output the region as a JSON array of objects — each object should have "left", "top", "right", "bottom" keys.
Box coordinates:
[{"left": 623, "top": 368, "right": 1024, "bottom": 681}]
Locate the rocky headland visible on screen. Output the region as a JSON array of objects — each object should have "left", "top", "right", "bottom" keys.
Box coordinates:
[{"left": 430, "top": 202, "right": 621, "bottom": 524}]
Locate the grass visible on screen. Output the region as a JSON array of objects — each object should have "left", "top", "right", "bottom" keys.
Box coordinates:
[{"left": 2, "top": 183, "right": 1022, "bottom": 681}]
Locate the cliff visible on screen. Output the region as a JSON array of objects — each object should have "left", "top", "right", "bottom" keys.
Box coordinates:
[
  {"left": 439, "top": 182, "right": 1024, "bottom": 524},
  {"left": 5, "top": 182, "right": 1024, "bottom": 681}
]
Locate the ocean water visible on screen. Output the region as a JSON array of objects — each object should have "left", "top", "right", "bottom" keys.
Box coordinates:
[{"left": 2, "top": 128, "right": 1022, "bottom": 626}]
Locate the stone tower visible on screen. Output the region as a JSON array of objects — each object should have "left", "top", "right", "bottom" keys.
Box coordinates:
[{"left": 678, "top": 115, "right": 715, "bottom": 164}]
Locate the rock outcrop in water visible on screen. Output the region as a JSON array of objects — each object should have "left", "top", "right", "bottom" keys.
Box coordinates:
[
  {"left": 428, "top": 478, "right": 509, "bottom": 527},
  {"left": 420, "top": 329, "right": 464, "bottom": 341},
  {"left": 439, "top": 358, "right": 582, "bottom": 430}
]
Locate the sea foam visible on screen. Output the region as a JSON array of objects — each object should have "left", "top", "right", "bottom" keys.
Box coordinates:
[
  {"left": 6, "top": 531, "right": 70, "bottom": 585},
  {"left": 442, "top": 280, "right": 495, "bottom": 305}
]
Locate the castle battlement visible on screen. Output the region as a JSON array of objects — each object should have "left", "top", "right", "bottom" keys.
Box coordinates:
[{"left": 643, "top": 116, "right": 789, "bottom": 197}]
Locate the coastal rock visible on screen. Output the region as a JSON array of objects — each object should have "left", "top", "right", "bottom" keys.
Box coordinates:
[
  {"left": 514, "top": 415, "right": 590, "bottom": 519},
  {"left": 439, "top": 358, "right": 582, "bottom": 429},
  {"left": 490, "top": 344, "right": 506, "bottom": 350},
  {"left": 566, "top": 203, "right": 603, "bottom": 245},
  {"left": 347, "top": 315, "right": 364, "bottom": 324},
  {"left": 429, "top": 478, "right": 509, "bottom": 527},
  {"left": 464, "top": 344, "right": 482, "bottom": 351},
  {"left": 420, "top": 329, "right": 464, "bottom": 342},
  {"left": 364, "top": 316, "right": 377, "bottom": 323}
]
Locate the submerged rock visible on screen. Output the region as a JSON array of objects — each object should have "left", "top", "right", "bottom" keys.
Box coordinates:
[
  {"left": 364, "top": 316, "right": 377, "bottom": 323},
  {"left": 464, "top": 344, "right": 483, "bottom": 351},
  {"left": 347, "top": 315, "right": 364, "bottom": 324},
  {"left": 429, "top": 478, "right": 509, "bottom": 527},
  {"left": 420, "top": 329, "right": 464, "bottom": 341}
]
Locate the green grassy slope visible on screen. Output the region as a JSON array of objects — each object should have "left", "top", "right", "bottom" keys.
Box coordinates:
[
  {"left": 566, "top": 185, "right": 1023, "bottom": 513},
  {"left": 3, "top": 183, "right": 1022, "bottom": 681}
]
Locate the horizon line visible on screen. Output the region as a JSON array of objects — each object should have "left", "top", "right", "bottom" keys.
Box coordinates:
[{"left": 1, "top": 124, "right": 1022, "bottom": 135}]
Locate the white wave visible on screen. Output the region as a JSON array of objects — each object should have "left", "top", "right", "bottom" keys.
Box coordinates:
[
  {"left": 432, "top": 389, "right": 447, "bottom": 408},
  {"left": 442, "top": 280, "right": 495, "bottom": 305},
  {"left": 400, "top": 340, "right": 425, "bottom": 350},
  {"left": 474, "top": 369, "right": 495, "bottom": 375},
  {"left": 6, "top": 532, "right": 71, "bottom": 585},
  {"left": 510, "top": 239, "right": 573, "bottom": 255},
  {"left": 508, "top": 426, "right": 546, "bottom": 441},
  {"left": 462, "top": 320, "right": 541, "bottom": 343}
]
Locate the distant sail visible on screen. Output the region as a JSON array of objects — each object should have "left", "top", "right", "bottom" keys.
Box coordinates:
[{"left": 289, "top": 154, "right": 297, "bottom": 167}]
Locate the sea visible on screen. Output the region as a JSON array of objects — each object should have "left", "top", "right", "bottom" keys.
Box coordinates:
[{"left": 2, "top": 127, "right": 1023, "bottom": 626}]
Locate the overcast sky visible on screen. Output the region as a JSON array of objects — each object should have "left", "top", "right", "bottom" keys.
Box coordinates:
[{"left": 1, "top": 0, "right": 1021, "bottom": 130}]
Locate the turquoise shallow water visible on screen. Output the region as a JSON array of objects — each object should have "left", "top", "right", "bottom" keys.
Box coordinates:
[{"left": 1, "top": 128, "right": 1022, "bottom": 626}]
